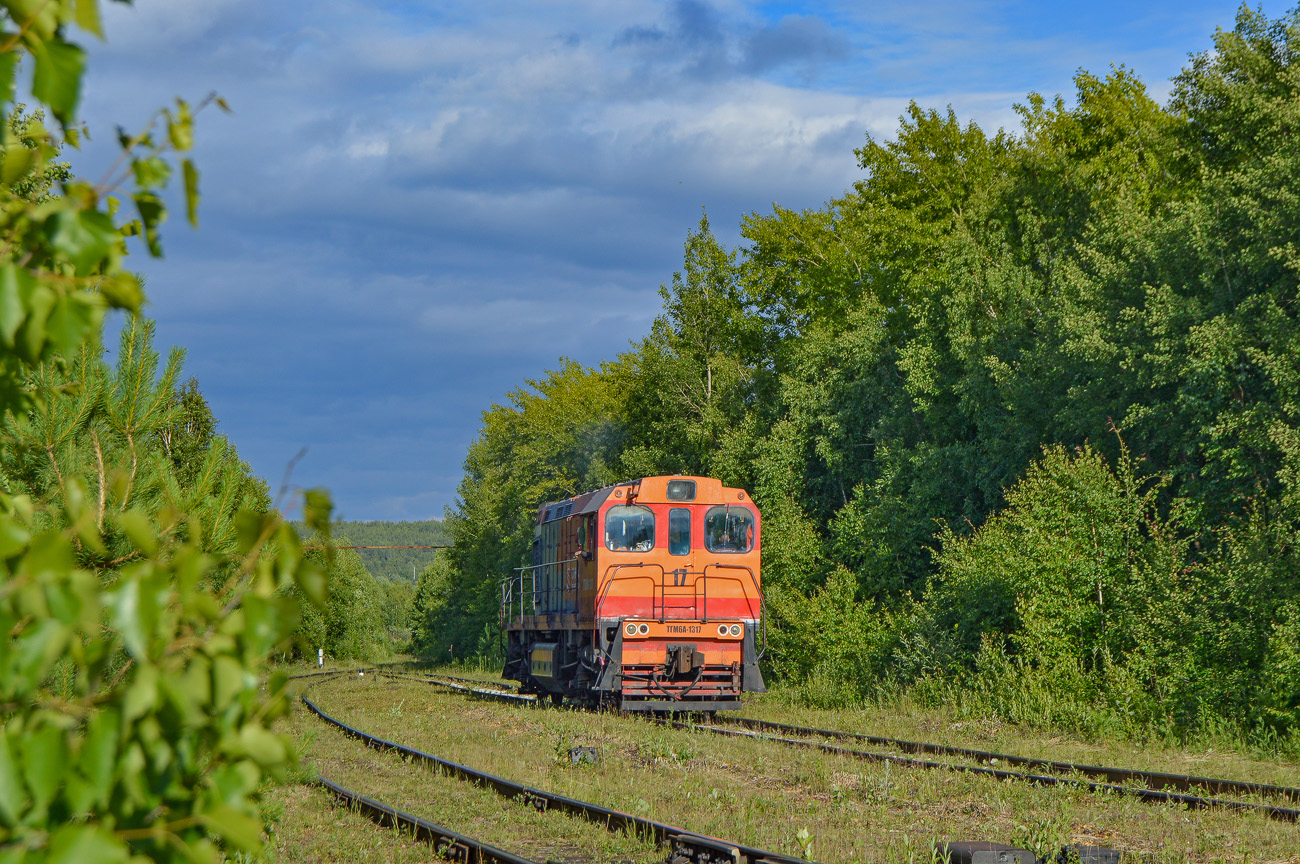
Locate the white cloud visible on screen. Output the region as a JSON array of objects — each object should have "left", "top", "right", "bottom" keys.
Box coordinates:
[
  {"left": 71, "top": 0, "right": 1238, "bottom": 519},
  {"left": 98, "top": 0, "right": 254, "bottom": 48},
  {"left": 345, "top": 135, "right": 390, "bottom": 159}
]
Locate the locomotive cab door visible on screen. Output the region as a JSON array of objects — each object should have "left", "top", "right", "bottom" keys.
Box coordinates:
[{"left": 664, "top": 506, "right": 694, "bottom": 618}]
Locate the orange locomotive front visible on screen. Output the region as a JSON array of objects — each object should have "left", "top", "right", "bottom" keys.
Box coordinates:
[{"left": 500, "top": 475, "right": 765, "bottom": 710}]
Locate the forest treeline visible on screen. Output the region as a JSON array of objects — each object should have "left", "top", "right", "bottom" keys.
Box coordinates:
[
  {"left": 324, "top": 518, "right": 450, "bottom": 581},
  {"left": 415, "top": 9, "right": 1300, "bottom": 747},
  {"left": 284, "top": 520, "right": 448, "bottom": 661}
]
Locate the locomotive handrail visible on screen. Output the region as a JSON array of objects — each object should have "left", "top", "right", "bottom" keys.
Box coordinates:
[
  {"left": 699, "top": 564, "right": 761, "bottom": 619},
  {"left": 657, "top": 563, "right": 708, "bottom": 622},
  {"left": 598, "top": 562, "right": 764, "bottom": 625},
  {"left": 701, "top": 563, "right": 766, "bottom": 658},
  {"left": 594, "top": 563, "right": 664, "bottom": 619},
  {"left": 598, "top": 563, "right": 706, "bottom": 622},
  {"left": 501, "top": 557, "right": 582, "bottom": 626}
]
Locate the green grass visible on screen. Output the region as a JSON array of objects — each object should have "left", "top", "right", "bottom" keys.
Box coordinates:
[
  {"left": 733, "top": 688, "right": 1300, "bottom": 792},
  {"left": 263, "top": 666, "right": 1300, "bottom": 863}
]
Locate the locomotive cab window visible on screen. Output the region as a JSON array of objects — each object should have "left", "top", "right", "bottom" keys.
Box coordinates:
[
  {"left": 668, "top": 507, "right": 690, "bottom": 555},
  {"left": 605, "top": 504, "right": 655, "bottom": 552},
  {"left": 704, "top": 505, "right": 755, "bottom": 553}
]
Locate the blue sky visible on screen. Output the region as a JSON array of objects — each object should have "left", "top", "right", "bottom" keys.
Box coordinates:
[{"left": 68, "top": 0, "right": 1266, "bottom": 521}]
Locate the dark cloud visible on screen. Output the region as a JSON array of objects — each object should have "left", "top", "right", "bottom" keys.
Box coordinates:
[
  {"left": 672, "top": 0, "right": 725, "bottom": 46},
  {"left": 613, "top": 24, "right": 667, "bottom": 46},
  {"left": 742, "top": 15, "right": 851, "bottom": 73},
  {"left": 610, "top": 0, "right": 845, "bottom": 83}
]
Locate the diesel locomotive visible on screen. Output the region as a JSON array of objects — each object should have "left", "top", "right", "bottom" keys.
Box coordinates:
[{"left": 500, "top": 475, "right": 765, "bottom": 711}]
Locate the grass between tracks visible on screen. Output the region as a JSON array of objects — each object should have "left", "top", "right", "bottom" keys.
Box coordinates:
[{"left": 260, "top": 664, "right": 1300, "bottom": 864}]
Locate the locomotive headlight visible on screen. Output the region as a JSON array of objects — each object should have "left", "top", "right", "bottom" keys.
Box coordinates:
[
  {"left": 717, "top": 624, "right": 729, "bottom": 637},
  {"left": 637, "top": 623, "right": 650, "bottom": 636},
  {"left": 729, "top": 624, "right": 743, "bottom": 637},
  {"left": 624, "top": 622, "right": 638, "bottom": 637}
]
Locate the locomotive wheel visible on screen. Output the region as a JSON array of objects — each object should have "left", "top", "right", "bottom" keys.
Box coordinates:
[{"left": 550, "top": 692, "right": 563, "bottom": 706}]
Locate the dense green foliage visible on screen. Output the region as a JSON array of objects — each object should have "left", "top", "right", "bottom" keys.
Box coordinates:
[
  {"left": 289, "top": 530, "right": 422, "bottom": 661},
  {"left": 0, "top": 2, "right": 328, "bottom": 862},
  {"left": 282, "top": 520, "right": 445, "bottom": 661},
  {"left": 421, "top": 8, "right": 1300, "bottom": 746},
  {"left": 293, "top": 541, "right": 386, "bottom": 662},
  {"left": 326, "top": 518, "right": 449, "bottom": 582}
]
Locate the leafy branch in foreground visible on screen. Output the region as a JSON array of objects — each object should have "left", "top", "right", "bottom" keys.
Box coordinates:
[{"left": 0, "top": 1, "right": 331, "bottom": 862}]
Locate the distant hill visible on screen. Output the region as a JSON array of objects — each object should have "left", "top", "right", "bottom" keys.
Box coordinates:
[{"left": 300, "top": 519, "right": 451, "bottom": 582}]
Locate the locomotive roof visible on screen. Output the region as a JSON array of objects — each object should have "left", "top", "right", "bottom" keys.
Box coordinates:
[
  {"left": 536, "top": 475, "right": 751, "bottom": 523},
  {"left": 537, "top": 485, "right": 614, "bottom": 523}
]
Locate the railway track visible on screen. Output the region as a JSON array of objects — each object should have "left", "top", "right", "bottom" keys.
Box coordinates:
[
  {"left": 297, "top": 670, "right": 830, "bottom": 864},
  {"left": 386, "top": 668, "right": 1300, "bottom": 825},
  {"left": 296, "top": 670, "right": 1118, "bottom": 863},
  {"left": 287, "top": 670, "right": 552, "bottom": 863},
  {"left": 317, "top": 774, "right": 543, "bottom": 864},
  {"left": 352, "top": 671, "right": 1139, "bottom": 861},
  {"left": 715, "top": 715, "right": 1300, "bottom": 804}
]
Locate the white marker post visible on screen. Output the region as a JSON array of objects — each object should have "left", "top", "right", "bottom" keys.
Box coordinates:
[{"left": 317, "top": 647, "right": 323, "bottom": 668}]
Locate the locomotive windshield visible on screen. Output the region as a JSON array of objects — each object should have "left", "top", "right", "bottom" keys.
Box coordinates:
[
  {"left": 704, "top": 505, "right": 755, "bottom": 553},
  {"left": 605, "top": 504, "right": 655, "bottom": 551}
]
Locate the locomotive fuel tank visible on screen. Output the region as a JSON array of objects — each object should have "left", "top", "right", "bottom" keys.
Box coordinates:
[{"left": 528, "top": 642, "right": 563, "bottom": 693}]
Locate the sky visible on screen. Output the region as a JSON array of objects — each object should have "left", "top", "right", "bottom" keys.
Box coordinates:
[{"left": 64, "top": 0, "right": 1271, "bottom": 521}]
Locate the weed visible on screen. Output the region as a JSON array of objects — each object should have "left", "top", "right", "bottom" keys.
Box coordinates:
[
  {"left": 551, "top": 730, "right": 573, "bottom": 762},
  {"left": 1012, "top": 817, "right": 1071, "bottom": 861},
  {"left": 795, "top": 827, "right": 814, "bottom": 860},
  {"left": 635, "top": 728, "right": 694, "bottom": 764}
]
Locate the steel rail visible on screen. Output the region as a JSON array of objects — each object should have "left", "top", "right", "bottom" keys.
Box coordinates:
[
  {"left": 714, "top": 715, "right": 1300, "bottom": 804},
  {"left": 286, "top": 668, "right": 353, "bottom": 681},
  {"left": 660, "top": 720, "right": 1300, "bottom": 823},
  {"left": 371, "top": 669, "right": 538, "bottom": 702},
  {"left": 390, "top": 671, "right": 1300, "bottom": 824},
  {"left": 417, "top": 671, "right": 1300, "bottom": 808},
  {"left": 289, "top": 670, "right": 546, "bottom": 862},
  {"left": 300, "top": 681, "right": 821, "bottom": 864},
  {"left": 315, "top": 775, "right": 543, "bottom": 864},
  {"left": 365, "top": 673, "right": 1129, "bottom": 861}
]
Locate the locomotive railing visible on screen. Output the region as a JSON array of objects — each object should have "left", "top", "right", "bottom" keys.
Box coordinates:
[
  {"left": 700, "top": 564, "right": 762, "bottom": 620},
  {"left": 500, "top": 557, "right": 582, "bottom": 626},
  {"left": 595, "top": 563, "right": 663, "bottom": 619},
  {"left": 702, "top": 563, "right": 765, "bottom": 658},
  {"left": 658, "top": 564, "right": 706, "bottom": 620},
  {"left": 595, "top": 562, "right": 764, "bottom": 627}
]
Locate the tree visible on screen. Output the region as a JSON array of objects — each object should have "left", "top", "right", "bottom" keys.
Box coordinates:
[
  {"left": 295, "top": 539, "right": 386, "bottom": 661},
  {"left": 0, "top": 3, "right": 327, "bottom": 862},
  {"left": 417, "top": 360, "right": 625, "bottom": 658},
  {"left": 438, "top": 6, "right": 1300, "bottom": 742},
  {"left": 619, "top": 212, "right": 772, "bottom": 493}
]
